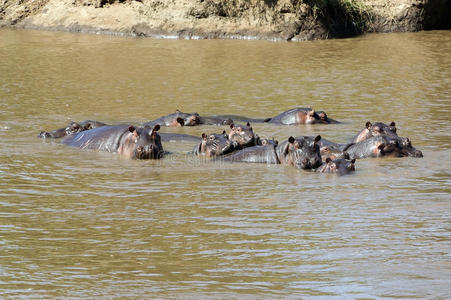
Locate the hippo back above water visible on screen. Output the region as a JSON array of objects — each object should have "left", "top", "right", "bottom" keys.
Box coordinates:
[
  {"left": 267, "top": 108, "right": 339, "bottom": 125},
  {"left": 144, "top": 110, "right": 200, "bottom": 127},
  {"left": 62, "top": 124, "right": 163, "bottom": 159}
]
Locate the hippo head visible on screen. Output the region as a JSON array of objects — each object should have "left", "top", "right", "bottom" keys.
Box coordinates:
[
  {"left": 320, "top": 145, "right": 346, "bottom": 161},
  {"left": 317, "top": 157, "right": 356, "bottom": 175},
  {"left": 174, "top": 110, "right": 200, "bottom": 126},
  {"left": 314, "top": 111, "right": 330, "bottom": 124},
  {"left": 280, "top": 135, "right": 322, "bottom": 169},
  {"left": 304, "top": 109, "right": 317, "bottom": 124},
  {"left": 66, "top": 121, "right": 84, "bottom": 135},
  {"left": 228, "top": 122, "right": 256, "bottom": 149},
  {"left": 398, "top": 137, "right": 423, "bottom": 157},
  {"left": 370, "top": 121, "right": 398, "bottom": 138},
  {"left": 373, "top": 136, "right": 410, "bottom": 158},
  {"left": 195, "top": 131, "right": 235, "bottom": 157},
  {"left": 127, "top": 125, "right": 163, "bottom": 159}
]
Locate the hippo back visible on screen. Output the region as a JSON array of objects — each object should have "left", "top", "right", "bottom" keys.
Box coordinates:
[{"left": 62, "top": 125, "right": 131, "bottom": 152}]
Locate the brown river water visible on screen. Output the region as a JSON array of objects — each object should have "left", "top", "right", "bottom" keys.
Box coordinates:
[{"left": 0, "top": 28, "right": 450, "bottom": 298}]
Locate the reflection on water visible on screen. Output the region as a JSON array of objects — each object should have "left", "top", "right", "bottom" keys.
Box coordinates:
[{"left": 0, "top": 28, "right": 450, "bottom": 298}]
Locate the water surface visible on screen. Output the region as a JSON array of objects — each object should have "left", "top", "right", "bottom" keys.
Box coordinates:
[{"left": 0, "top": 28, "right": 450, "bottom": 298}]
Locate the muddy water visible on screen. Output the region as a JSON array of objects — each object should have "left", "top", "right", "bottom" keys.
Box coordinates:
[{"left": 0, "top": 28, "right": 450, "bottom": 298}]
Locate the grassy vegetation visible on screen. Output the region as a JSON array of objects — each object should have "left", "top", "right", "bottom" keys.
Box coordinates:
[{"left": 309, "top": 0, "right": 374, "bottom": 34}]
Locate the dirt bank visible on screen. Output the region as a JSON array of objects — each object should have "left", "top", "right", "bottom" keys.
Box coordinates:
[{"left": 0, "top": 0, "right": 449, "bottom": 41}]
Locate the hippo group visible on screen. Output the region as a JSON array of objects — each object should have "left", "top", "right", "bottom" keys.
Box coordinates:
[{"left": 38, "top": 107, "right": 423, "bottom": 175}]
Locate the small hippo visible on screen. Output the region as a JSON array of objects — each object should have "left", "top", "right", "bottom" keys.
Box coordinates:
[
  {"left": 61, "top": 124, "right": 163, "bottom": 159},
  {"left": 316, "top": 157, "right": 356, "bottom": 175},
  {"left": 351, "top": 121, "right": 397, "bottom": 143},
  {"left": 267, "top": 108, "right": 338, "bottom": 125},
  {"left": 193, "top": 131, "right": 236, "bottom": 157},
  {"left": 228, "top": 122, "right": 259, "bottom": 149},
  {"left": 38, "top": 120, "right": 107, "bottom": 139},
  {"left": 39, "top": 121, "right": 83, "bottom": 138},
  {"left": 144, "top": 110, "right": 200, "bottom": 127}
]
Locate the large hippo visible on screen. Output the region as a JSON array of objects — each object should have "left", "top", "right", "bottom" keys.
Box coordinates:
[
  {"left": 61, "top": 124, "right": 163, "bottom": 159},
  {"left": 267, "top": 108, "right": 339, "bottom": 125},
  {"left": 351, "top": 121, "right": 397, "bottom": 143},
  {"left": 316, "top": 157, "right": 356, "bottom": 175},
  {"left": 344, "top": 135, "right": 422, "bottom": 159},
  {"left": 143, "top": 110, "right": 200, "bottom": 127},
  {"left": 39, "top": 120, "right": 107, "bottom": 139},
  {"left": 276, "top": 135, "right": 323, "bottom": 169},
  {"left": 222, "top": 135, "right": 323, "bottom": 170},
  {"left": 193, "top": 131, "right": 236, "bottom": 157}
]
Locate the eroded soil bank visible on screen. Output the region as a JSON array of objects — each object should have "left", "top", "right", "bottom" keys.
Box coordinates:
[{"left": 0, "top": 0, "right": 450, "bottom": 41}]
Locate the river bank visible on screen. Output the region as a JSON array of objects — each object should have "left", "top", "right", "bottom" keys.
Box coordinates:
[{"left": 0, "top": 0, "right": 450, "bottom": 41}]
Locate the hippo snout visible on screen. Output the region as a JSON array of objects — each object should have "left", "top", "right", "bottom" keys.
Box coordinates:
[{"left": 412, "top": 149, "right": 423, "bottom": 158}]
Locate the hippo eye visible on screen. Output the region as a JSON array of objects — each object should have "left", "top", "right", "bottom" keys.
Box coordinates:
[{"left": 209, "top": 135, "right": 215, "bottom": 140}]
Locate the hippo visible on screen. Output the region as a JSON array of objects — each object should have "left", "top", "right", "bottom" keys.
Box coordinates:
[
  {"left": 276, "top": 135, "right": 323, "bottom": 169},
  {"left": 316, "top": 157, "right": 356, "bottom": 175},
  {"left": 39, "top": 120, "right": 107, "bottom": 139},
  {"left": 159, "top": 133, "right": 202, "bottom": 143},
  {"left": 221, "top": 143, "right": 279, "bottom": 164},
  {"left": 193, "top": 131, "right": 236, "bottom": 157},
  {"left": 61, "top": 124, "right": 163, "bottom": 159},
  {"left": 221, "top": 135, "right": 322, "bottom": 170},
  {"left": 143, "top": 110, "right": 200, "bottom": 127},
  {"left": 39, "top": 121, "right": 83, "bottom": 138},
  {"left": 344, "top": 135, "right": 423, "bottom": 159},
  {"left": 202, "top": 114, "right": 270, "bottom": 124},
  {"left": 267, "top": 108, "right": 339, "bottom": 125},
  {"left": 228, "top": 122, "right": 260, "bottom": 149},
  {"left": 351, "top": 121, "right": 397, "bottom": 143},
  {"left": 197, "top": 116, "right": 234, "bottom": 126}
]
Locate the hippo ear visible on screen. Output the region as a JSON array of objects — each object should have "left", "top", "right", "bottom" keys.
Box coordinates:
[
  {"left": 378, "top": 144, "right": 385, "bottom": 150},
  {"left": 350, "top": 159, "right": 356, "bottom": 164},
  {"left": 390, "top": 121, "right": 396, "bottom": 127},
  {"left": 153, "top": 124, "right": 160, "bottom": 132},
  {"left": 176, "top": 117, "right": 184, "bottom": 126},
  {"left": 230, "top": 123, "right": 235, "bottom": 129},
  {"left": 201, "top": 133, "right": 206, "bottom": 139},
  {"left": 366, "top": 121, "right": 372, "bottom": 129},
  {"left": 246, "top": 122, "right": 250, "bottom": 126},
  {"left": 314, "top": 135, "right": 321, "bottom": 143},
  {"left": 288, "top": 136, "right": 295, "bottom": 144},
  {"left": 128, "top": 126, "right": 136, "bottom": 133},
  {"left": 222, "top": 130, "right": 226, "bottom": 135},
  {"left": 326, "top": 157, "right": 331, "bottom": 163}
]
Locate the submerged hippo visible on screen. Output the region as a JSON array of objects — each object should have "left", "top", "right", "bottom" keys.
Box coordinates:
[
  {"left": 62, "top": 124, "right": 163, "bottom": 159},
  {"left": 316, "top": 157, "right": 356, "bottom": 175},
  {"left": 39, "top": 120, "right": 107, "bottom": 139},
  {"left": 222, "top": 135, "right": 322, "bottom": 170},
  {"left": 193, "top": 131, "right": 236, "bottom": 157},
  {"left": 344, "top": 135, "right": 422, "bottom": 159},
  {"left": 144, "top": 110, "right": 200, "bottom": 127},
  {"left": 267, "top": 108, "right": 339, "bottom": 125}
]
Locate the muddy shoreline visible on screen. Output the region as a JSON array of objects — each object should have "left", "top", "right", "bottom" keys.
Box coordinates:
[{"left": 1, "top": 0, "right": 450, "bottom": 41}]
